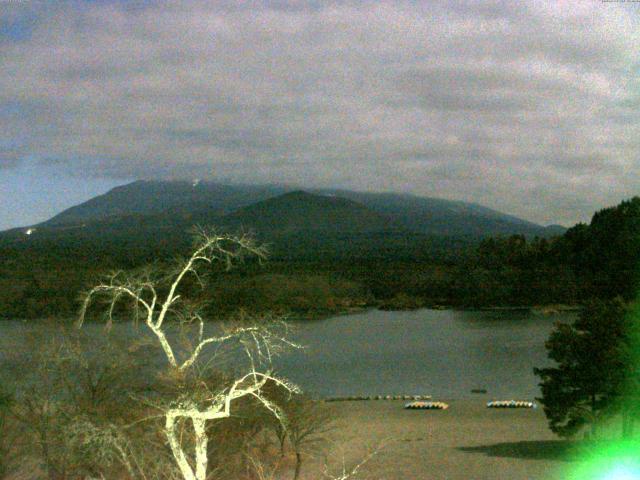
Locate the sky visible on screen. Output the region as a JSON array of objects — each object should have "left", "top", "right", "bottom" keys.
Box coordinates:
[{"left": 1, "top": 0, "right": 639, "bottom": 231}]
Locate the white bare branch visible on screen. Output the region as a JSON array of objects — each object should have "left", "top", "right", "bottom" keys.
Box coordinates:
[
  {"left": 322, "top": 442, "right": 385, "bottom": 480},
  {"left": 77, "top": 229, "right": 300, "bottom": 480}
]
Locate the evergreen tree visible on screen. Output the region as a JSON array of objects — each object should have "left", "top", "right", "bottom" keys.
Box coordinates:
[{"left": 534, "top": 299, "right": 629, "bottom": 438}]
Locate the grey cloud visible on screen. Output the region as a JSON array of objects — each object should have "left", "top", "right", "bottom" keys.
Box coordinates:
[
  {"left": 0, "top": 0, "right": 639, "bottom": 225},
  {"left": 0, "top": 147, "right": 22, "bottom": 169}
]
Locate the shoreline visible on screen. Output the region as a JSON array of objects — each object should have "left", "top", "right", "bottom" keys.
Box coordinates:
[
  {"left": 0, "top": 303, "right": 581, "bottom": 323},
  {"left": 288, "top": 303, "right": 582, "bottom": 321}
]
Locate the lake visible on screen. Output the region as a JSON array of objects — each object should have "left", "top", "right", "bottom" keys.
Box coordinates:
[
  {"left": 0, "top": 308, "right": 574, "bottom": 400},
  {"left": 277, "top": 308, "right": 573, "bottom": 399}
]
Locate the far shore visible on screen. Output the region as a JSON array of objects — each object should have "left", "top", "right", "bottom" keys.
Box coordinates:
[
  {"left": 289, "top": 303, "right": 582, "bottom": 321},
  {"left": 0, "top": 303, "right": 582, "bottom": 323}
]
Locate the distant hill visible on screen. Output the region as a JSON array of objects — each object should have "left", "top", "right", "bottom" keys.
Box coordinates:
[
  {"left": 0, "top": 180, "right": 568, "bottom": 267},
  {"left": 219, "top": 191, "right": 398, "bottom": 235},
  {"left": 30, "top": 180, "right": 562, "bottom": 239},
  {"left": 43, "top": 181, "right": 288, "bottom": 226},
  {"left": 312, "top": 189, "right": 563, "bottom": 237}
]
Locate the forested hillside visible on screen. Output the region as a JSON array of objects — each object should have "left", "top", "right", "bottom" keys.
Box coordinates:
[
  {"left": 452, "top": 197, "right": 640, "bottom": 306},
  {"left": 0, "top": 193, "right": 637, "bottom": 320}
]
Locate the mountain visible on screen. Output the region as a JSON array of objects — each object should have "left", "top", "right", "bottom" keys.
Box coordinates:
[
  {"left": 542, "top": 224, "right": 569, "bottom": 237},
  {"left": 312, "top": 189, "right": 562, "bottom": 237},
  {"left": 0, "top": 180, "right": 565, "bottom": 264},
  {"left": 33, "top": 180, "right": 562, "bottom": 239},
  {"left": 43, "top": 181, "right": 288, "bottom": 226},
  {"left": 218, "top": 191, "right": 397, "bottom": 235},
  {"left": 0, "top": 180, "right": 568, "bottom": 265}
]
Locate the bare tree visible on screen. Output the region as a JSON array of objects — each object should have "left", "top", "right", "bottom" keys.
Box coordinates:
[
  {"left": 288, "top": 397, "right": 333, "bottom": 480},
  {"left": 244, "top": 438, "right": 383, "bottom": 480},
  {"left": 262, "top": 390, "right": 333, "bottom": 480},
  {"left": 322, "top": 442, "right": 385, "bottom": 480},
  {"left": 78, "top": 229, "right": 301, "bottom": 480},
  {"left": 7, "top": 325, "right": 148, "bottom": 479},
  {"left": 9, "top": 333, "right": 77, "bottom": 480}
]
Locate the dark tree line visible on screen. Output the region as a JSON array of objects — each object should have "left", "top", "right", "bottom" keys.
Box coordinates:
[
  {"left": 531, "top": 197, "right": 640, "bottom": 439},
  {"left": 450, "top": 235, "right": 579, "bottom": 307},
  {"left": 453, "top": 196, "right": 640, "bottom": 307},
  {"left": 558, "top": 197, "right": 640, "bottom": 300},
  {"left": 1, "top": 196, "right": 640, "bottom": 319}
]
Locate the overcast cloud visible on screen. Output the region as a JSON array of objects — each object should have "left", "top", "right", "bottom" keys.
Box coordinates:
[{"left": 1, "top": 0, "right": 639, "bottom": 226}]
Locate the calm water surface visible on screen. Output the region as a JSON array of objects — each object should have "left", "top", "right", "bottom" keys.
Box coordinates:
[
  {"left": 1, "top": 309, "right": 575, "bottom": 399},
  {"left": 278, "top": 309, "right": 574, "bottom": 399}
]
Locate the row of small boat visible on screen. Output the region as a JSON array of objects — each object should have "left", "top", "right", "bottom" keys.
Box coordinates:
[
  {"left": 404, "top": 400, "right": 536, "bottom": 410},
  {"left": 405, "top": 401, "right": 449, "bottom": 410},
  {"left": 486, "top": 400, "right": 536, "bottom": 409},
  {"left": 325, "top": 395, "right": 432, "bottom": 402},
  {"left": 324, "top": 396, "right": 536, "bottom": 409}
]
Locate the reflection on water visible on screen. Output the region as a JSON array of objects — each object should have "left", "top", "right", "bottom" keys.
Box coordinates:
[{"left": 0, "top": 309, "right": 576, "bottom": 399}]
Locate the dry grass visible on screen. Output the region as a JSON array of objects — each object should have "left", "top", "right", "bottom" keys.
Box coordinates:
[
  {"left": 314, "top": 399, "right": 579, "bottom": 480},
  {"left": 2, "top": 399, "right": 588, "bottom": 480}
]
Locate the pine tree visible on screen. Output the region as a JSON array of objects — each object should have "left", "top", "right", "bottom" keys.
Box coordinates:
[{"left": 534, "top": 299, "right": 629, "bottom": 438}]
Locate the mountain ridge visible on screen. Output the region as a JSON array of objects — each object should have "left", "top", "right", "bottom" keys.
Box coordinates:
[
  {"left": 218, "top": 191, "right": 399, "bottom": 235},
  {"left": 30, "top": 180, "right": 563, "bottom": 239}
]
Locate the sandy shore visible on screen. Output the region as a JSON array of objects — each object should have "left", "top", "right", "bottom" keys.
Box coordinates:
[{"left": 316, "top": 399, "right": 576, "bottom": 480}]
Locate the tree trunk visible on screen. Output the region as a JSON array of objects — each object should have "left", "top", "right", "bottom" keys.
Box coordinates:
[
  {"left": 279, "top": 431, "right": 287, "bottom": 457},
  {"left": 166, "top": 415, "right": 197, "bottom": 480},
  {"left": 293, "top": 452, "right": 302, "bottom": 480},
  {"left": 193, "top": 418, "right": 209, "bottom": 480},
  {"left": 38, "top": 426, "right": 62, "bottom": 480}
]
